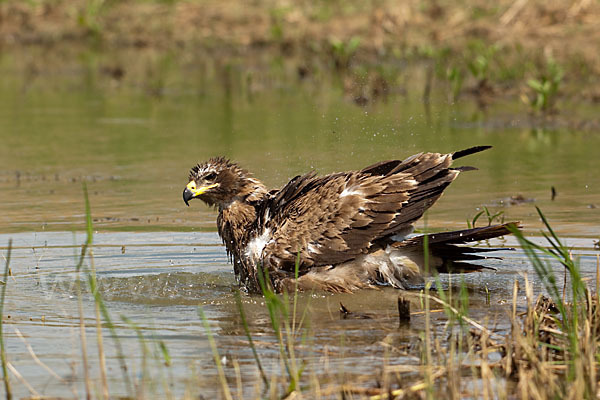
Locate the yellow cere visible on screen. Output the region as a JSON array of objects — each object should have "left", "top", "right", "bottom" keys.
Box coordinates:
[{"left": 188, "top": 181, "right": 219, "bottom": 196}]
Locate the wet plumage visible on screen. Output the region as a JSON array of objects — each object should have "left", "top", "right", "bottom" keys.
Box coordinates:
[{"left": 183, "top": 146, "right": 517, "bottom": 293}]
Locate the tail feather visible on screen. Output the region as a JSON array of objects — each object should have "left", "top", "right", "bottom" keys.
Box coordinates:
[
  {"left": 436, "top": 261, "right": 495, "bottom": 273},
  {"left": 393, "top": 222, "right": 520, "bottom": 248},
  {"left": 391, "top": 222, "right": 520, "bottom": 274},
  {"left": 452, "top": 145, "right": 492, "bottom": 160},
  {"left": 428, "top": 243, "right": 507, "bottom": 261}
]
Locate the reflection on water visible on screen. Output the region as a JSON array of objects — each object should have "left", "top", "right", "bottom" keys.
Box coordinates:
[
  {"left": 0, "top": 53, "right": 599, "bottom": 397},
  {"left": 1, "top": 52, "right": 599, "bottom": 236}
]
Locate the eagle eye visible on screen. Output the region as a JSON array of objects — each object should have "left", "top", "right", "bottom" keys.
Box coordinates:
[{"left": 205, "top": 172, "right": 217, "bottom": 181}]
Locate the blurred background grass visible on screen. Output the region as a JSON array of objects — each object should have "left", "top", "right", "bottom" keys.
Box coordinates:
[{"left": 1, "top": 0, "right": 599, "bottom": 113}]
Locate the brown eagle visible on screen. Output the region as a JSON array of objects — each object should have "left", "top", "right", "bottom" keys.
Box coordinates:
[{"left": 183, "top": 146, "right": 516, "bottom": 293}]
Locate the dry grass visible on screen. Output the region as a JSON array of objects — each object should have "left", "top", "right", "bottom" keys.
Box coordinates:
[
  {"left": 0, "top": 1, "right": 597, "bottom": 53},
  {"left": 2, "top": 0, "right": 600, "bottom": 116},
  {"left": 305, "top": 277, "right": 600, "bottom": 400},
  {"left": 1, "top": 0, "right": 600, "bottom": 76},
  {"left": 1, "top": 190, "right": 599, "bottom": 399}
]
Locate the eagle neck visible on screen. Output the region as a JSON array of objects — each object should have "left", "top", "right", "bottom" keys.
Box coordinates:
[{"left": 217, "top": 197, "right": 264, "bottom": 288}]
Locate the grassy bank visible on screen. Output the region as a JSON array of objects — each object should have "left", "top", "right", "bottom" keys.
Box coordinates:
[{"left": 1, "top": 0, "right": 600, "bottom": 118}]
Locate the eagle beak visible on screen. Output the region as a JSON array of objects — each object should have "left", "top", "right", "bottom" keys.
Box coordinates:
[
  {"left": 183, "top": 188, "right": 193, "bottom": 206},
  {"left": 183, "top": 182, "right": 219, "bottom": 206}
]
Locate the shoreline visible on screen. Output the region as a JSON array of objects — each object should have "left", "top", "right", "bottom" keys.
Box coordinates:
[{"left": 1, "top": 0, "right": 600, "bottom": 125}]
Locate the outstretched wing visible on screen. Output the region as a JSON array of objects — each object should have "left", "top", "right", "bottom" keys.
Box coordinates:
[{"left": 259, "top": 151, "right": 464, "bottom": 272}]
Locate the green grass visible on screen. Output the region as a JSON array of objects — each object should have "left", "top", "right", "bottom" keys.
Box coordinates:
[
  {"left": 198, "top": 307, "right": 233, "bottom": 400},
  {"left": 0, "top": 240, "right": 13, "bottom": 400},
  {"left": 467, "top": 205, "right": 504, "bottom": 228},
  {"left": 509, "top": 207, "right": 594, "bottom": 389},
  {"left": 81, "top": 184, "right": 133, "bottom": 396},
  {"left": 527, "top": 58, "right": 564, "bottom": 114},
  {"left": 255, "top": 263, "right": 306, "bottom": 396},
  {"left": 330, "top": 36, "right": 362, "bottom": 70},
  {"left": 1, "top": 189, "right": 598, "bottom": 398}
]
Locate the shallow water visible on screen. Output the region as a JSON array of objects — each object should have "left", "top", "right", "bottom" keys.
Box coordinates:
[{"left": 0, "top": 52, "right": 599, "bottom": 398}]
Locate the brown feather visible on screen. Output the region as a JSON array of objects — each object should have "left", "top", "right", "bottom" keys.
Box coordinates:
[{"left": 184, "top": 146, "right": 517, "bottom": 293}]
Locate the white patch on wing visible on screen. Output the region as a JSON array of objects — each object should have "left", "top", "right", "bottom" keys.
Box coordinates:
[
  {"left": 244, "top": 228, "right": 271, "bottom": 262},
  {"left": 389, "top": 226, "right": 415, "bottom": 243},
  {"left": 340, "top": 186, "right": 362, "bottom": 198},
  {"left": 308, "top": 243, "right": 320, "bottom": 254}
]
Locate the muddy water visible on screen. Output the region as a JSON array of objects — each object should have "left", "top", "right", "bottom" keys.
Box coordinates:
[{"left": 0, "top": 54, "right": 599, "bottom": 398}]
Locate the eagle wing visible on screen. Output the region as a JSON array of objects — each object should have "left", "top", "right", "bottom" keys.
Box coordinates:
[{"left": 259, "top": 152, "right": 461, "bottom": 272}]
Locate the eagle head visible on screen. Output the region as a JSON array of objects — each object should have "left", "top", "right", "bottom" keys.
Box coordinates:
[{"left": 183, "top": 157, "right": 250, "bottom": 207}]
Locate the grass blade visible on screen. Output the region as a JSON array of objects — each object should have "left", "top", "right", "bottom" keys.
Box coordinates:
[
  {"left": 82, "top": 183, "right": 133, "bottom": 397},
  {"left": 1, "top": 240, "right": 13, "bottom": 400},
  {"left": 198, "top": 306, "right": 233, "bottom": 400},
  {"left": 234, "top": 290, "right": 268, "bottom": 388}
]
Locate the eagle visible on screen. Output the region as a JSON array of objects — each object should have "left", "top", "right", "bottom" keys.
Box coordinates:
[{"left": 183, "top": 146, "right": 516, "bottom": 293}]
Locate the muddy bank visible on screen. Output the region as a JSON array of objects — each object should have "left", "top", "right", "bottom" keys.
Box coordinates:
[
  {"left": 2, "top": 1, "right": 599, "bottom": 63},
  {"left": 1, "top": 0, "right": 600, "bottom": 121}
]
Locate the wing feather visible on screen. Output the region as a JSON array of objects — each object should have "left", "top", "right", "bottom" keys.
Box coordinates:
[{"left": 258, "top": 151, "right": 475, "bottom": 272}]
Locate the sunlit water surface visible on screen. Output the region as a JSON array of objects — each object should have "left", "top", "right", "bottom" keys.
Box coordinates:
[{"left": 0, "top": 53, "right": 599, "bottom": 398}]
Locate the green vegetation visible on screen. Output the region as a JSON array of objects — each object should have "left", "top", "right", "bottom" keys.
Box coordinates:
[
  {"left": 199, "top": 307, "right": 233, "bottom": 400},
  {"left": 527, "top": 58, "right": 564, "bottom": 114},
  {"left": 446, "top": 65, "right": 464, "bottom": 102},
  {"left": 77, "top": 184, "right": 133, "bottom": 397},
  {"left": 254, "top": 257, "right": 309, "bottom": 396},
  {"left": 468, "top": 205, "right": 505, "bottom": 228},
  {"left": 1, "top": 0, "right": 599, "bottom": 119},
  {"left": 506, "top": 208, "right": 599, "bottom": 398},
  {"left": 268, "top": 6, "right": 290, "bottom": 41},
  {"left": 1, "top": 240, "right": 12, "bottom": 400},
  {"left": 465, "top": 41, "right": 498, "bottom": 88},
  {"left": 1, "top": 0, "right": 599, "bottom": 395},
  {"left": 0, "top": 188, "right": 597, "bottom": 398},
  {"left": 330, "top": 36, "right": 362, "bottom": 70},
  {"left": 78, "top": 0, "right": 108, "bottom": 36},
  {"left": 199, "top": 208, "right": 598, "bottom": 398}
]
